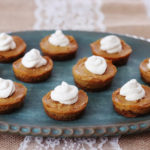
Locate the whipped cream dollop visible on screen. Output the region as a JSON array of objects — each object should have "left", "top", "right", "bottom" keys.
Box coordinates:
[
  {"left": 100, "top": 35, "right": 122, "bottom": 54},
  {"left": 51, "top": 81, "right": 79, "bottom": 104},
  {"left": 0, "top": 78, "right": 15, "bottom": 98},
  {"left": 22, "top": 49, "right": 47, "bottom": 68},
  {"left": 120, "top": 79, "right": 145, "bottom": 101},
  {"left": 84, "top": 55, "right": 107, "bottom": 75},
  {"left": 147, "top": 59, "right": 150, "bottom": 69},
  {"left": 0, "top": 33, "right": 16, "bottom": 51},
  {"left": 48, "top": 30, "right": 69, "bottom": 47}
]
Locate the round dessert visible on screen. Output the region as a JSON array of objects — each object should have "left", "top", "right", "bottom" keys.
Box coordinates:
[
  {"left": 112, "top": 79, "right": 150, "bottom": 117},
  {"left": 40, "top": 30, "right": 78, "bottom": 60},
  {"left": 72, "top": 55, "right": 117, "bottom": 91},
  {"left": 90, "top": 35, "right": 132, "bottom": 65},
  {"left": 0, "top": 33, "right": 26, "bottom": 62},
  {"left": 42, "top": 81, "right": 88, "bottom": 121},
  {"left": 139, "top": 58, "right": 150, "bottom": 84},
  {"left": 13, "top": 48, "right": 53, "bottom": 83},
  {"left": 0, "top": 78, "right": 27, "bottom": 113}
]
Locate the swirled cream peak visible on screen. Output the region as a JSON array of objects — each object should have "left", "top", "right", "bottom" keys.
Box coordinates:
[
  {"left": 85, "top": 55, "right": 107, "bottom": 75},
  {"left": 147, "top": 59, "right": 150, "bottom": 69},
  {"left": 51, "top": 81, "right": 78, "bottom": 104},
  {"left": 22, "top": 48, "right": 47, "bottom": 68},
  {"left": 100, "top": 35, "right": 122, "bottom": 54},
  {"left": 0, "top": 33, "right": 16, "bottom": 51},
  {"left": 120, "top": 79, "right": 145, "bottom": 101},
  {"left": 0, "top": 78, "right": 15, "bottom": 98},
  {"left": 48, "top": 30, "right": 69, "bottom": 46}
]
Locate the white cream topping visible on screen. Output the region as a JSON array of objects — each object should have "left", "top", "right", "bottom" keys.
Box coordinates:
[
  {"left": 84, "top": 55, "right": 107, "bottom": 75},
  {"left": 0, "top": 33, "right": 16, "bottom": 51},
  {"left": 22, "top": 48, "right": 47, "bottom": 68},
  {"left": 0, "top": 78, "right": 15, "bottom": 98},
  {"left": 48, "top": 30, "right": 69, "bottom": 47},
  {"left": 120, "top": 79, "right": 145, "bottom": 101},
  {"left": 51, "top": 81, "right": 79, "bottom": 105},
  {"left": 100, "top": 35, "right": 122, "bottom": 54},
  {"left": 147, "top": 59, "right": 150, "bottom": 69}
]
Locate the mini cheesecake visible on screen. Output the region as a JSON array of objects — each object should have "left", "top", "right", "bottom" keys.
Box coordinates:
[
  {"left": 90, "top": 36, "right": 132, "bottom": 65},
  {"left": 139, "top": 58, "right": 150, "bottom": 84},
  {"left": 40, "top": 30, "right": 78, "bottom": 60},
  {"left": 0, "top": 36, "right": 26, "bottom": 62},
  {"left": 112, "top": 79, "right": 150, "bottom": 117},
  {"left": 42, "top": 81, "right": 88, "bottom": 121},
  {"left": 72, "top": 57, "right": 117, "bottom": 91},
  {"left": 0, "top": 82, "right": 27, "bottom": 113}
]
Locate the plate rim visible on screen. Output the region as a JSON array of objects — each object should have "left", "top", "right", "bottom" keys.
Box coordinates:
[
  {"left": 1, "top": 119, "right": 150, "bottom": 137},
  {"left": 1, "top": 30, "right": 150, "bottom": 137}
]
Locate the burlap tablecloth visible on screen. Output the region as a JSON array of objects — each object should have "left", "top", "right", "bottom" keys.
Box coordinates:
[{"left": 1, "top": 0, "right": 150, "bottom": 149}]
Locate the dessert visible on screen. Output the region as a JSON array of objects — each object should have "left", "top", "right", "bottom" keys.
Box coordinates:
[
  {"left": 42, "top": 81, "right": 88, "bottom": 121},
  {"left": 72, "top": 55, "right": 117, "bottom": 91},
  {"left": 0, "top": 33, "right": 26, "bottom": 62},
  {"left": 112, "top": 79, "right": 150, "bottom": 117},
  {"left": 139, "top": 58, "right": 150, "bottom": 84},
  {"left": 0, "top": 78, "right": 27, "bottom": 113},
  {"left": 12, "top": 48, "right": 53, "bottom": 83},
  {"left": 40, "top": 30, "right": 78, "bottom": 60},
  {"left": 90, "top": 35, "right": 132, "bottom": 65}
]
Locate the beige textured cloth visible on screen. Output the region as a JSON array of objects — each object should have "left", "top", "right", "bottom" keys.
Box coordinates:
[
  {"left": 103, "top": 0, "right": 150, "bottom": 38},
  {"left": 1, "top": 0, "right": 150, "bottom": 149}
]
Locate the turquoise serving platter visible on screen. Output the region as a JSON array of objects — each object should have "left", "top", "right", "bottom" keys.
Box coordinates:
[{"left": 0, "top": 30, "right": 150, "bottom": 137}]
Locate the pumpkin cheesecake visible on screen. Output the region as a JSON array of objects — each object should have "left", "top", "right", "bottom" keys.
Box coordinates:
[
  {"left": 90, "top": 35, "right": 132, "bottom": 65},
  {"left": 13, "top": 48, "right": 53, "bottom": 83},
  {"left": 112, "top": 79, "right": 150, "bottom": 117},
  {"left": 42, "top": 81, "right": 88, "bottom": 121},
  {"left": 40, "top": 30, "right": 78, "bottom": 60},
  {"left": 72, "top": 55, "right": 117, "bottom": 91},
  {"left": 0, "top": 78, "right": 27, "bottom": 113},
  {"left": 139, "top": 58, "right": 150, "bottom": 84},
  {"left": 0, "top": 33, "right": 26, "bottom": 62}
]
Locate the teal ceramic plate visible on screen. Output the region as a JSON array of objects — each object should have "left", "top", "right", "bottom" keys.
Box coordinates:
[{"left": 0, "top": 31, "right": 150, "bottom": 137}]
